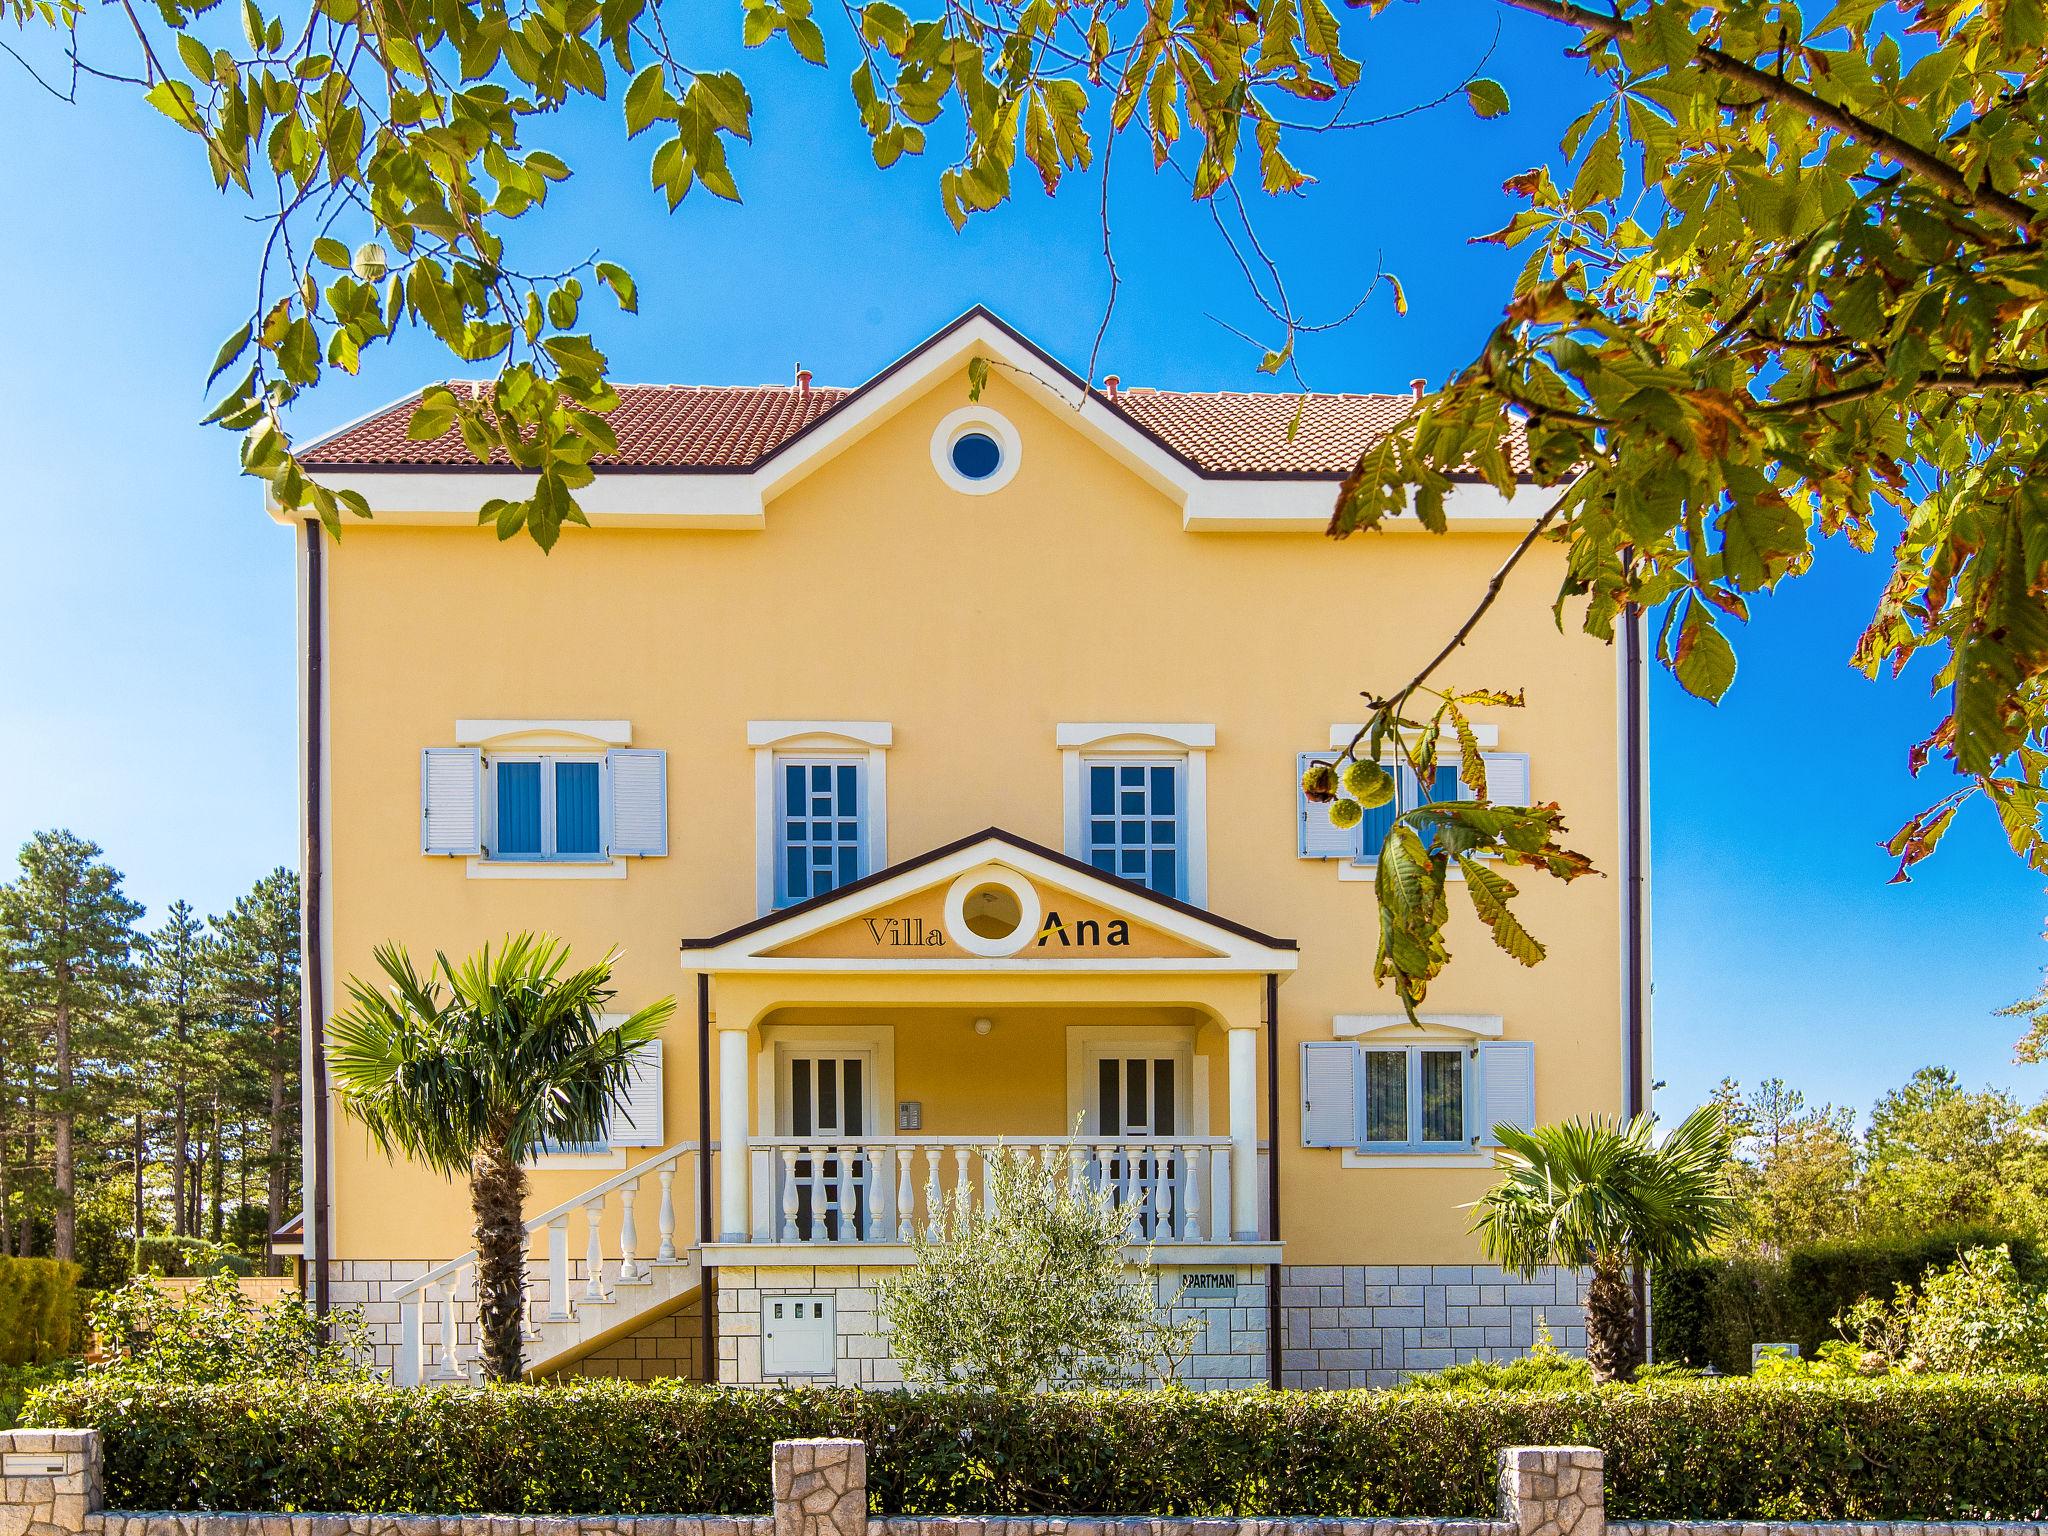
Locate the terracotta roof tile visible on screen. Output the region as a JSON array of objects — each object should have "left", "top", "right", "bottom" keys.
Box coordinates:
[
  {"left": 300, "top": 383, "right": 855, "bottom": 471},
  {"left": 301, "top": 379, "right": 1528, "bottom": 479}
]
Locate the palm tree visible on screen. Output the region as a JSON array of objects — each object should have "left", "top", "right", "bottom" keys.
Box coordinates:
[
  {"left": 1471, "top": 1103, "right": 1733, "bottom": 1382},
  {"left": 328, "top": 933, "right": 674, "bottom": 1382}
]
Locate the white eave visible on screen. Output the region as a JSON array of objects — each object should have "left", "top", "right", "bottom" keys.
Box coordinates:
[{"left": 269, "top": 310, "right": 1556, "bottom": 535}]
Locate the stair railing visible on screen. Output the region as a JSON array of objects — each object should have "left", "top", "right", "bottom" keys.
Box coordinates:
[{"left": 392, "top": 1139, "right": 701, "bottom": 1385}]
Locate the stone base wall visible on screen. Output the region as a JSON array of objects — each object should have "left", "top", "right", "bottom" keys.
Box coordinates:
[
  {"left": 567, "top": 1303, "right": 706, "bottom": 1381},
  {"left": 1279, "top": 1264, "right": 1588, "bottom": 1389},
  {"left": 324, "top": 1256, "right": 1580, "bottom": 1389},
  {"left": 714, "top": 1263, "right": 1268, "bottom": 1390}
]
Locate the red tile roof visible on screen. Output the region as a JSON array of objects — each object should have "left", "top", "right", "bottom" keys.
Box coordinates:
[
  {"left": 301, "top": 384, "right": 855, "bottom": 471},
  {"left": 302, "top": 379, "right": 1527, "bottom": 480}
]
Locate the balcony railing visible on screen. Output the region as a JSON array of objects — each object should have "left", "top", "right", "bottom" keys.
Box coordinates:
[{"left": 746, "top": 1135, "right": 1236, "bottom": 1245}]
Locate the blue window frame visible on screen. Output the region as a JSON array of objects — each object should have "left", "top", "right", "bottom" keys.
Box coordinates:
[
  {"left": 776, "top": 758, "right": 866, "bottom": 907},
  {"left": 1360, "top": 1045, "right": 1472, "bottom": 1152},
  {"left": 488, "top": 754, "right": 605, "bottom": 861},
  {"left": 1356, "top": 762, "right": 1467, "bottom": 864},
  {"left": 1084, "top": 759, "right": 1183, "bottom": 898}
]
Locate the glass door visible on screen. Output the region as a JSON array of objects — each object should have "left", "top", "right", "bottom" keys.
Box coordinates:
[{"left": 782, "top": 1052, "right": 870, "bottom": 1241}]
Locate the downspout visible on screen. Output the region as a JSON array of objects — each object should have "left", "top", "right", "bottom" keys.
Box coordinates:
[
  {"left": 1264, "top": 970, "right": 1282, "bottom": 1390},
  {"left": 303, "top": 520, "right": 331, "bottom": 1319},
  {"left": 1622, "top": 593, "right": 1651, "bottom": 1362},
  {"left": 696, "top": 972, "right": 716, "bottom": 1381}
]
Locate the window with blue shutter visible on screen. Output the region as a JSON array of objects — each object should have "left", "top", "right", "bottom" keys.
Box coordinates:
[
  {"left": 496, "top": 761, "right": 544, "bottom": 857},
  {"left": 1084, "top": 759, "right": 1183, "bottom": 898},
  {"left": 486, "top": 754, "right": 607, "bottom": 861},
  {"left": 1350, "top": 759, "right": 1478, "bottom": 865},
  {"left": 776, "top": 758, "right": 866, "bottom": 906},
  {"left": 555, "top": 762, "right": 603, "bottom": 855}
]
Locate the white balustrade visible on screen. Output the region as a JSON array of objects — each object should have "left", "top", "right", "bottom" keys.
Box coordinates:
[
  {"left": 749, "top": 1135, "right": 1232, "bottom": 1248},
  {"left": 391, "top": 1141, "right": 700, "bottom": 1385}
]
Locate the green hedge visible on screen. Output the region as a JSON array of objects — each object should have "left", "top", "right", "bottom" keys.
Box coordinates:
[
  {"left": 25, "top": 1376, "right": 2048, "bottom": 1520},
  {"left": 1653, "top": 1228, "right": 2045, "bottom": 1372},
  {"left": 0, "top": 1257, "right": 81, "bottom": 1366}
]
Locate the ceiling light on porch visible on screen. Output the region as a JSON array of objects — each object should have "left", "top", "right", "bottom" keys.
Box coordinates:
[{"left": 974, "top": 1017, "right": 994, "bottom": 1036}]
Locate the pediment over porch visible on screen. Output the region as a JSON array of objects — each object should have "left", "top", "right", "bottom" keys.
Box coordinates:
[{"left": 678, "top": 827, "right": 1299, "bottom": 973}]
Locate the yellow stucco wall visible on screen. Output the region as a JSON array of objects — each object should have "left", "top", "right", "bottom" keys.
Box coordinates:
[{"left": 316, "top": 361, "right": 1623, "bottom": 1269}]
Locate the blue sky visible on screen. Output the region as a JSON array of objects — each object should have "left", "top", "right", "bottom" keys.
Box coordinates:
[{"left": 0, "top": 0, "right": 2040, "bottom": 1122}]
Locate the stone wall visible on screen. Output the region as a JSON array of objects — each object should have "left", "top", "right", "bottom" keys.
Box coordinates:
[
  {"left": 1279, "top": 1264, "right": 1587, "bottom": 1389},
  {"left": 713, "top": 1263, "right": 1268, "bottom": 1389},
  {"left": 8, "top": 1431, "right": 2045, "bottom": 1536},
  {"left": 326, "top": 1255, "right": 1579, "bottom": 1389}
]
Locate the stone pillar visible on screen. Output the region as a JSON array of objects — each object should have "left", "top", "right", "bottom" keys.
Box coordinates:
[
  {"left": 1498, "top": 1446, "right": 1605, "bottom": 1536},
  {"left": 0, "top": 1428, "right": 103, "bottom": 1536},
  {"left": 718, "top": 1023, "right": 751, "bottom": 1242},
  {"left": 771, "top": 1438, "right": 867, "bottom": 1536},
  {"left": 1226, "top": 1023, "right": 1259, "bottom": 1239}
]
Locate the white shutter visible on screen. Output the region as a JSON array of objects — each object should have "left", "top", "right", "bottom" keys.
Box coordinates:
[
  {"left": 1480, "top": 751, "right": 1531, "bottom": 807},
  {"left": 607, "top": 1039, "right": 664, "bottom": 1148},
  {"left": 420, "top": 748, "right": 483, "bottom": 856},
  {"left": 1301, "top": 1041, "right": 1360, "bottom": 1147},
  {"left": 1477, "top": 1039, "right": 1536, "bottom": 1145},
  {"left": 1298, "top": 753, "right": 1359, "bottom": 859},
  {"left": 607, "top": 749, "right": 668, "bottom": 857}
]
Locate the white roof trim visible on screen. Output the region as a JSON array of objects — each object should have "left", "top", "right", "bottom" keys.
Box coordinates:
[
  {"left": 680, "top": 834, "right": 1297, "bottom": 974},
  {"left": 267, "top": 311, "right": 1551, "bottom": 535},
  {"left": 1327, "top": 723, "right": 1499, "bottom": 750},
  {"left": 747, "top": 720, "right": 893, "bottom": 749},
  {"left": 456, "top": 718, "right": 632, "bottom": 747},
  {"left": 1333, "top": 1013, "right": 1505, "bottom": 1039},
  {"left": 1057, "top": 723, "right": 1216, "bottom": 750}
]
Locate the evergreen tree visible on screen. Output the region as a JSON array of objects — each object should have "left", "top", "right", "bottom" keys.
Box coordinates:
[
  {"left": 206, "top": 869, "right": 301, "bottom": 1272},
  {"left": 0, "top": 832, "right": 143, "bottom": 1261},
  {"left": 144, "top": 902, "right": 207, "bottom": 1238}
]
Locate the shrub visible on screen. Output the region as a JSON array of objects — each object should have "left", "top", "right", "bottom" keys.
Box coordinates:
[
  {"left": 1398, "top": 1318, "right": 1594, "bottom": 1393},
  {"left": 88, "top": 1274, "right": 372, "bottom": 1383},
  {"left": 875, "top": 1147, "right": 1200, "bottom": 1390},
  {"left": 0, "top": 1360, "right": 78, "bottom": 1430},
  {"left": 0, "top": 1257, "right": 82, "bottom": 1365},
  {"left": 22, "top": 1375, "right": 2048, "bottom": 1519},
  {"left": 134, "top": 1235, "right": 253, "bottom": 1278},
  {"left": 1651, "top": 1227, "right": 2044, "bottom": 1371},
  {"left": 1833, "top": 1245, "right": 2048, "bottom": 1375}
]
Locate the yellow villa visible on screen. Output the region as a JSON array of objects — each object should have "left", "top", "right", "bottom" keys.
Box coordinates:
[{"left": 278, "top": 308, "right": 1649, "bottom": 1389}]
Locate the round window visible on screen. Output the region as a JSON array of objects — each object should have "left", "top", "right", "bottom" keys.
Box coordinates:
[
  {"left": 960, "top": 881, "right": 1024, "bottom": 941},
  {"left": 949, "top": 430, "right": 1004, "bottom": 482}
]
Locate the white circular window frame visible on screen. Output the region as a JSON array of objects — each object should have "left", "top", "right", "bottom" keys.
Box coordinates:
[
  {"left": 942, "top": 867, "right": 1042, "bottom": 957},
  {"left": 931, "top": 406, "right": 1022, "bottom": 495}
]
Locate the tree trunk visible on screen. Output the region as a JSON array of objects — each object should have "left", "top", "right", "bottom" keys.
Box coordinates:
[
  {"left": 209, "top": 1094, "right": 225, "bottom": 1244},
  {"left": 133, "top": 1112, "right": 145, "bottom": 1252},
  {"left": 470, "top": 1135, "right": 530, "bottom": 1383},
  {"left": 52, "top": 989, "right": 74, "bottom": 1263},
  {"left": 172, "top": 1082, "right": 189, "bottom": 1238},
  {"left": 1585, "top": 1254, "right": 1641, "bottom": 1383},
  {"left": 266, "top": 1064, "right": 288, "bottom": 1276}
]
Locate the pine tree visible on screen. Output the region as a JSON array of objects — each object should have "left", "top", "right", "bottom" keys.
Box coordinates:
[
  {"left": 207, "top": 869, "right": 300, "bottom": 1272},
  {"left": 145, "top": 901, "right": 207, "bottom": 1238},
  {"left": 0, "top": 832, "right": 143, "bottom": 1261}
]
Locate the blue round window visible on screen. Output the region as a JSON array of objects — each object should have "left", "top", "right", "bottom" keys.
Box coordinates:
[{"left": 949, "top": 430, "right": 1003, "bottom": 481}]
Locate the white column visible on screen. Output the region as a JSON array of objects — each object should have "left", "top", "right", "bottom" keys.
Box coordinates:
[
  {"left": 718, "top": 1025, "right": 751, "bottom": 1241},
  {"left": 1228, "top": 1024, "right": 1259, "bottom": 1240}
]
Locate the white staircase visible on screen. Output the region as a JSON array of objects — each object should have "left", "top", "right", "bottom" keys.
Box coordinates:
[{"left": 393, "top": 1141, "right": 704, "bottom": 1382}]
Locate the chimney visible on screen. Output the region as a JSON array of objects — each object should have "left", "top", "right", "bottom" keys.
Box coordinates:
[
  {"left": 795, "top": 366, "right": 812, "bottom": 398},
  {"left": 1410, "top": 377, "right": 1427, "bottom": 402},
  {"left": 1103, "top": 373, "right": 1120, "bottom": 400}
]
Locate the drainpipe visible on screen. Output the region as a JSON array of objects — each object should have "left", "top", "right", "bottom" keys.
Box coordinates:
[
  {"left": 302, "top": 520, "right": 332, "bottom": 1320},
  {"left": 1264, "top": 970, "right": 1282, "bottom": 1389},
  {"left": 1622, "top": 592, "right": 1651, "bottom": 1361},
  {"left": 696, "top": 972, "right": 716, "bottom": 1381}
]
